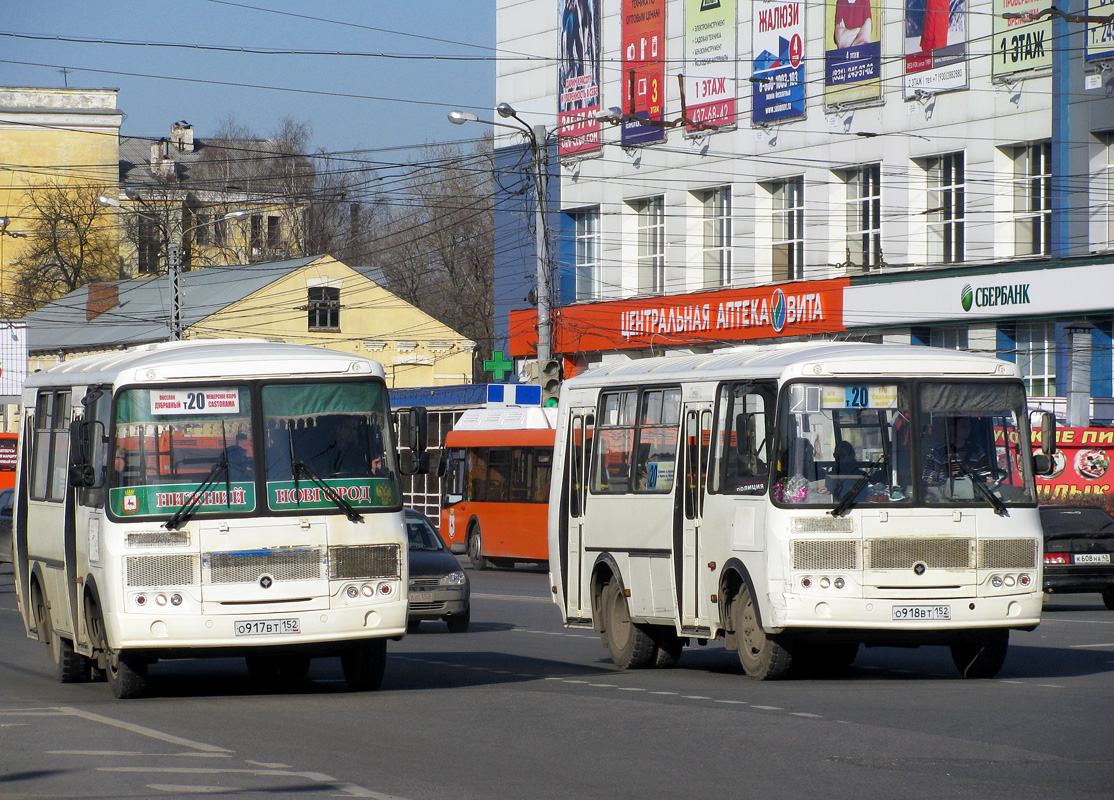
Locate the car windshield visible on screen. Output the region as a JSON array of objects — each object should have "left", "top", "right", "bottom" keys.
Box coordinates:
[
  {"left": 772, "top": 380, "right": 1036, "bottom": 509},
  {"left": 406, "top": 515, "right": 443, "bottom": 551}
]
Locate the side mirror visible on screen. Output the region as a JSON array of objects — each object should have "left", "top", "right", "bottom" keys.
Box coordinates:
[
  {"left": 1032, "top": 453, "right": 1053, "bottom": 476},
  {"left": 68, "top": 420, "right": 104, "bottom": 489},
  {"left": 1039, "top": 411, "right": 1056, "bottom": 456},
  {"left": 401, "top": 450, "right": 430, "bottom": 476},
  {"left": 437, "top": 450, "right": 450, "bottom": 478},
  {"left": 407, "top": 407, "right": 428, "bottom": 454}
]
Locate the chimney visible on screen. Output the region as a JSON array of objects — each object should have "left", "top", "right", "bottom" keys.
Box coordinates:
[
  {"left": 86, "top": 282, "right": 119, "bottom": 322},
  {"left": 149, "top": 138, "right": 177, "bottom": 181},
  {"left": 170, "top": 120, "right": 194, "bottom": 153}
]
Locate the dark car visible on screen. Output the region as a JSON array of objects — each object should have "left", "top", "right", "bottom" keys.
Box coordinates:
[
  {"left": 1040, "top": 505, "right": 1114, "bottom": 609},
  {"left": 406, "top": 508, "right": 470, "bottom": 632},
  {"left": 0, "top": 487, "right": 12, "bottom": 564}
]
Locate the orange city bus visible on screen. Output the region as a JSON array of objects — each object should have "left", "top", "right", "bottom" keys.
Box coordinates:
[{"left": 439, "top": 406, "right": 555, "bottom": 569}]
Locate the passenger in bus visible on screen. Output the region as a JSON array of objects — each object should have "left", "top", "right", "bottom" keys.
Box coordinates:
[
  {"left": 826, "top": 440, "right": 861, "bottom": 500},
  {"left": 225, "top": 432, "right": 253, "bottom": 481},
  {"left": 113, "top": 446, "right": 129, "bottom": 485},
  {"left": 791, "top": 438, "right": 823, "bottom": 483}
]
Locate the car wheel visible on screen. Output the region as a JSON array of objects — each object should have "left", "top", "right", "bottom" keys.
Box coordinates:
[
  {"left": 1102, "top": 588, "right": 1114, "bottom": 611},
  {"left": 341, "top": 639, "right": 387, "bottom": 691},
  {"left": 950, "top": 629, "right": 1009, "bottom": 679},
  {"left": 602, "top": 579, "right": 655, "bottom": 669},
  {"left": 446, "top": 609, "right": 470, "bottom": 633},
  {"left": 467, "top": 524, "right": 487, "bottom": 570},
  {"left": 731, "top": 583, "right": 793, "bottom": 680},
  {"left": 406, "top": 619, "right": 421, "bottom": 633}
]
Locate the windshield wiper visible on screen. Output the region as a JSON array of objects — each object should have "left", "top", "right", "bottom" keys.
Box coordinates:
[
  {"left": 164, "top": 457, "right": 229, "bottom": 530},
  {"left": 952, "top": 460, "right": 1008, "bottom": 517},
  {"left": 830, "top": 453, "right": 886, "bottom": 517},
  {"left": 291, "top": 460, "right": 364, "bottom": 523}
]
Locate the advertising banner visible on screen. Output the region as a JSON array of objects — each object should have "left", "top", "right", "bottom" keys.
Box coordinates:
[
  {"left": 825, "top": 0, "right": 882, "bottom": 106},
  {"left": 992, "top": 0, "right": 1052, "bottom": 78},
  {"left": 508, "top": 278, "right": 849, "bottom": 356},
  {"left": 0, "top": 321, "right": 27, "bottom": 402},
  {"left": 752, "top": 0, "right": 806, "bottom": 124},
  {"left": 1086, "top": 0, "right": 1114, "bottom": 60},
  {"left": 684, "top": 0, "right": 737, "bottom": 131},
  {"left": 1029, "top": 427, "right": 1114, "bottom": 511},
  {"left": 621, "top": 0, "right": 666, "bottom": 146},
  {"left": 903, "top": 0, "right": 968, "bottom": 97},
  {"left": 558, "top": 0, "right": 602, "bottom": 157}
]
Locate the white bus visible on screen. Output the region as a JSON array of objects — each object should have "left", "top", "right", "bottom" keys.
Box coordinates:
[
  {"left": 549, "top": 342, "right": 1055, "bottom": 679},
  {"left": 12, "top": 340, "right": 428, "bottom": 698}
]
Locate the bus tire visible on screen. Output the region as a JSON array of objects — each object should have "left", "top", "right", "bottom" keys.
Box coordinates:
[
  {"left": 652, "top": 627, "right": 684, "bottom": 668},
  {"left": 467, "top": 524, "right": 487, "bottom": 571},
  {"left": 602, "top": 580, "right": 655, "bottom": 669},
  {"left": 106, "top": 651, "right": 148, "bottom": 699},
  {"left": 950, "top": 629, "right": 1009, "bottom": 679},
  {"left": 731, "top": 583, "right": 792, "bottom": 680},
  {"left": 342, "top": 639, "right": 387, "bottom": 691},
  {"left": 33, "top": 584, "right": 89, "bottom": 683},
  {"left": 445, "top": 609, "right": 470, "bottom": 634}
]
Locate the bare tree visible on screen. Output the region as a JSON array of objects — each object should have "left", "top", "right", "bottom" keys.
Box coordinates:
[
  {"left": 371, "top": 137, "right": 495, "bottom": 379},
  {"left": 9, "top": 179, "right": 121, "bottom": 314}
]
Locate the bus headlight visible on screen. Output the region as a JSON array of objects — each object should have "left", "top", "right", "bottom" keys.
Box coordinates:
[
  {"left": 991, "top": 575, "right": 1004, "bottom": 588},
  {"left": 346, "top": 585, "right": 360, "bottom": 599}
]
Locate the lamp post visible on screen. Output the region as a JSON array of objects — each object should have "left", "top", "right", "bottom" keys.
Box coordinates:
[
  {"left": 449, "top": 104, "right": 551, "bottom": 365},
  {"left": 98, "top": 195, "right": 247, "bottom": 340},
  {"left": 0, "top": 216, "right": 25, "bottom": 313}
]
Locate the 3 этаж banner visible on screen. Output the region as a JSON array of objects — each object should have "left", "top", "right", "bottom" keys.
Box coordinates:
[
  {"left": 621, "top": 0, "right": 666, "bottom": 146},
  {"left": 903, "top": 0, "right": 968, "bottom": 97},
  {"left": 825, "top": 0, "right": 882, "bottom": 107},
  {"left": 752, "top": 0, "right": 806, "bottom": 124}
]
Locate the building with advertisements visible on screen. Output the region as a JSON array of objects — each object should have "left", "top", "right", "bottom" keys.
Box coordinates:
[{"left": 493, "top": 0, "right": 1114, "bottom": 424}]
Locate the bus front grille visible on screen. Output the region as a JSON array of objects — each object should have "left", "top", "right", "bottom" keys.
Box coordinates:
[
  {"left": 127, "top": 531, "right": 190, "bottom": 548},
  {"left": 126, "top": 554, "right": 196, "bottom": 587},
  {"left": 979, "top": 538, "right": 1037, "bottom": 569},
  {"left": 791, "top": 540, "right": 858, "bottom": 571},
  {"left": 865, "top": 538, "right": 975, "bottom": 570},
  {"left": 329, "top": 544, "right": 400, "bottom": 580},
  {"left": 206, "top": 548, "right": 324, "bottom": 584}
]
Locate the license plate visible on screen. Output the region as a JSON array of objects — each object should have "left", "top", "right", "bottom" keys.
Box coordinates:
[
  {"left": 892, "top": 605, "right": 951, "bottom": 621},
  {"left": 234, "top": 618, "right": 300, "bottom": 636},
  {"left": 1074, "top": 553, "right": 1111, "bottom": 564},
  {"left": 410, "top": 592, "right": 434, "bottom": 603}
]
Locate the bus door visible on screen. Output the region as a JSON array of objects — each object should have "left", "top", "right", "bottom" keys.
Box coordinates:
[
  {"left": 562, "top": 409, "right": 593, "bottom": 618},
  {"left": 679, "top": 403, "right": 712, "bottom": 630}
]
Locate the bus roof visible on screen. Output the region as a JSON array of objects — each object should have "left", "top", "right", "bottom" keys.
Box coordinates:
[
  {"left": 565, "top": 341, "right": 1018, "bottom": 389},
  {"left": 445, "top": 406, "right": 556, "bottom": 448},
  {"left": 24, "top": 339, "right": 386, "bottom": 389}
]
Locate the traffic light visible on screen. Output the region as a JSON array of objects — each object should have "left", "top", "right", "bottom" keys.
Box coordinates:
[{"left": 540, "top": 358, "right": 562, "bottom": 407}]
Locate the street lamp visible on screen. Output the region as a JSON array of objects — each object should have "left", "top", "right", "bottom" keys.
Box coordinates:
[
  {"left": 449, "top": 104, "right": 552, "bottom": 365},
  {"left": 0, "top": 216, "right": 26, "bottom": 313},
  {"left": 98, "top": 195, "right": 248, "bottom": 340}
]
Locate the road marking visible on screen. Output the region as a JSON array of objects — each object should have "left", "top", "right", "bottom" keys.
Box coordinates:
[
  {"left": 50, "top": 751, "right": 229, "bottom": 758},
  {"left": 791, "top": 712, "right": 823, "bottom": 718},
  {"left": 148, "top": 785, "right": 225, "bottom": 794},
  {"left": 617, "top": 687, "right": 645, "bottom": 692},
  {"left": 752, "top": 705, "right": 782, "bottom": 711},
  {"left": 650, "top": 691, "right": 677, "bottom": 695},
  {"left": 472, "top": 592, "right": 550, "bottom": 603},
  {"left": 715, "top": 700, "right": 747, "bottom": 705},
  {"left": 1040, "top": 617, "right": 1114, "bottom": 625},
  {"left": 588, "top": 683, "right": 616, "bottom": 688},
  {"left": 1068, "top": 642, "right": 1114, "bottom": 649},
  {"left": 682, "top": 695, "right": 711, "bottom": 700},
  {"left": 57, "top": 707, "right": 232, "bottom": 754},
  {"left": 103, "top": 767, "right": 408, "bottom": 799}
]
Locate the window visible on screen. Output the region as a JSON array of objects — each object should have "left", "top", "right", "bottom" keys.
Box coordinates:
[
  {"left": 713, "top": 381, "right": 776, "bottom": 495},
  {"left": 1013, "top": 141, "right": 1051, "bottom": 256},
  {"left": 308, "top": 286, "right": 341, "bottom": 330},
  {"left": 1016, "top": 321, "right": 1057, "bottom": 396},
  {"left": 930, "top": 327, "right": 968, "bottom": 350},
  {"left": 634, "top": 196, "right": 665, "bottom": 294},
  {"left": 137, "top": 213, "right": 160, "bottom": 274},
  {"left": 926, "top": 153, "right": 964, "bottom": 263},
  {"left": 214, "top": 217, "right": 228, "bottom": 247},
  {"left": 31, "top": 389, "right": 70, "bottom": 502},
  {"left": 699, "top": 187, "right": 732, "bottom": 287},
  {"left": 770, "top": 177, "right": 805, "bottom": 281},
  {"left": 1093, "top": 133, "right": 1114, "bottom": 251},
  {"left": 267, "top": 216, "right": 281, "bottom": 250},
  {"left": 250, "top": 214, "right": 263, "bottom": 255},
  {"left": 572, "top": 207, "right": 601, "bottom": 301},
  {"left": 845, "top": 165, "right": 882, "bottom": 269},
  {"left": 194, "top": 213, "right": 211, "bottom": 246},
  {"left": 591, "top": 387, "right": 681, "bottom": 494}
]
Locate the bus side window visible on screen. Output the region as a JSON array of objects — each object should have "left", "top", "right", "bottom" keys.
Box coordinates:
[{"left": 715, "top": 382, "right": 774, "bottom": 495}]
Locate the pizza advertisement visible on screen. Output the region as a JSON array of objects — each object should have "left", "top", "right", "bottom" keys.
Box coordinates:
[{"left": 1030, "top": 426, "right": 1114, "bottom": 511}]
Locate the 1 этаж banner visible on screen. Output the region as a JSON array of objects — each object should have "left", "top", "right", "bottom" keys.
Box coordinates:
[
  {"left": 992, "top": 0, "right": 1051, "bottom": 79},
  {"left": 558, "top": 0, "right": 602, "bottom": 157},
  {"left": 825, "top": 0, "right": 882, "bottom": 107},
  {"left": 903, "top": 0, "right": 968, "bottom": 97},
  {"left": 684, "top": 0, "right": 737, "bottom": 132},
  {"left": 752, "top": 0, "right": 805, "bottom": 124},
  {"left": 621, "top": 0, "right": 666, "bottom": 146}
]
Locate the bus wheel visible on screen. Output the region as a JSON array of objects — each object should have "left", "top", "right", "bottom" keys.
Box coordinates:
[
  {"left": 106, "top": 650, "right": 148, "bottom": 699},
  {"left": 652, "top": 627, "right": 684, "bottom": 668},
  {"left": 33, "top": 585, "right": 89, "bottom": 683},
  {"left": 467, "top": 525, "right": 487, "bottom": 570},
  {"left": 950, "top": 629, "right": 1009, "bottom": 679},
  {"left": 731, "top": 584, "right": 792, "bottom": 680},
  {"left": 602, "top": 580, "right": 655, "bottom": 669},
  {"left": 341, "top": 639, "right": 387, "bottom": 691}
]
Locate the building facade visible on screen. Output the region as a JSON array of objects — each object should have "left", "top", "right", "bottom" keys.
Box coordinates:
[{"left": 495, "top": 0, "right": 1114, "bottom": 423}]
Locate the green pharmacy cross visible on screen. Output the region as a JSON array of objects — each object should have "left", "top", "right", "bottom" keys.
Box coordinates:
[{"left": 483, "top": 350, "right": 514, "bottom": 382}]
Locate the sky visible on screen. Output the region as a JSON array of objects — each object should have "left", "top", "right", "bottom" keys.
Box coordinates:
[{"left": 0, "top": 0, "right": 498, "bottom": 157}]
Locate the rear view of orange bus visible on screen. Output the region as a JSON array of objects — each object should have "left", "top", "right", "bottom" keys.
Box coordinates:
[{"left": 439, "top": 407, "right": 555, "bottom": 569}]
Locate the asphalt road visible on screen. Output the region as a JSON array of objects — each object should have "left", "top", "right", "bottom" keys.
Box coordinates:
[{"left": 1, "top": 559, "right": 1112, "bottom": 799}]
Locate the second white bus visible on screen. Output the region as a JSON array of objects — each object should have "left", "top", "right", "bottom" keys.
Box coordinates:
[{"left": 549, "top": 342, "right": 1054, "bottom": 679}]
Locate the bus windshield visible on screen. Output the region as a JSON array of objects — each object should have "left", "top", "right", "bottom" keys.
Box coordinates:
[
  {"left": 773, "top": 380, "right": 1035, "bottom": 509},
  {"left": 108, "top": 380, "right": 399, "bottom": 519}
]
